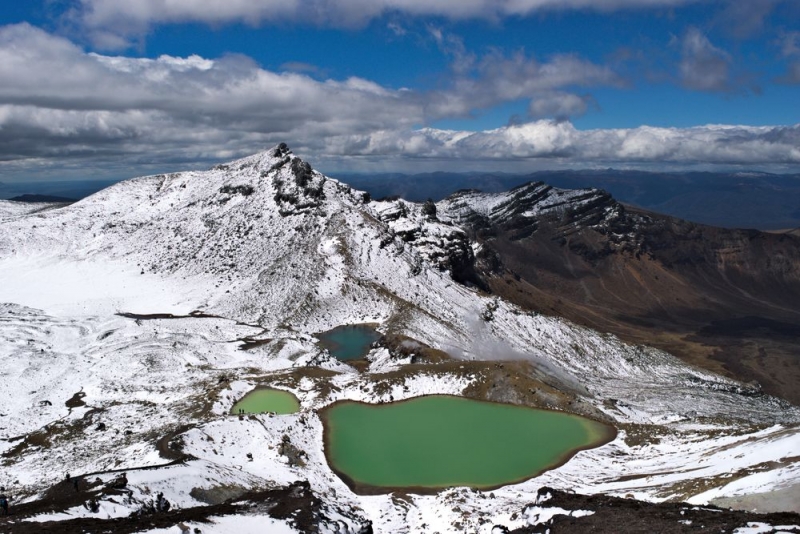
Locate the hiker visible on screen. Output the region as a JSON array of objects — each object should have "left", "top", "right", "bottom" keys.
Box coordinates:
[{"left": 0, "top": 487, "right": 9, "bottom": 516}]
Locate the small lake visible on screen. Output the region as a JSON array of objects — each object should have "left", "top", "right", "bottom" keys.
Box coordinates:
[
  {"left": 318, "top": 324, "right": 381, "bottom": 361},
  {"left": 231, "top": 388, "right": 300, "bottom": 415},
  {"left": 321, "top": 395, "right": 615, "bottom": 493}
]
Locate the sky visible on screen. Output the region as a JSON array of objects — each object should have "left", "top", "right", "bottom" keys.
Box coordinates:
[{"left": 0, "top": 0, "right": 799, "bottom": 182}]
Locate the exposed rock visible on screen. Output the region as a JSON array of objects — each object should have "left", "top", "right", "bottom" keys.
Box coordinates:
[
  {"left": 507, "top": 487, "right": 800, "bottom": 533},
  {"left": 372, "top": 198, "right": 486, "bottom": 288}
]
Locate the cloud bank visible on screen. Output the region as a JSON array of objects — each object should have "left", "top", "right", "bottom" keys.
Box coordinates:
[
  {"left": 0, "top": 23, "right": 798, "bottom": 180},
  {"left": 337, "top": 122, "right": 800, "bottom": 165}
]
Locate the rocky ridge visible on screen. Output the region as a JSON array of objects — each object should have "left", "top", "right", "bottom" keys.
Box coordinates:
[{"left": 435, "top": 180, "right": 800, "bottom": 404}]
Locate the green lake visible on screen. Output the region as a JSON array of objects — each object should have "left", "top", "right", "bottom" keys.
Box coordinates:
[
  {"left": 321, "top": 395, "right": 614, "bottom": 492},
  {"left": 318, "top": 324, "right": 381, "bottom": 361},
  {"left": 231, "top": 388, "right": 300, "bottom": 415}
]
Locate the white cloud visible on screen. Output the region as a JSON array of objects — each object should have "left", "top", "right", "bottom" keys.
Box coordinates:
[
  {"left": 778, "top": 62, "right": 800, "bottom": 84},
  {"left": 1, "top": 23, "right": 798, "bottom": 179},
  {"left": 0, "top": 24, "right": 619, "bottom": 163},
  {"left": 528, "top": 92, "right": 592, "bottom": 119},
  {"left": 780, "top": 32, "right": 800, "bottom": 57},
  {"left": 424, "top": 29, "right": 621, "bottom": 118},
  {"left": 0, "top": 24, "right": 424, "bottom": 163},
  {"left": 321, "top": 122, "right": 800, "bottom": 168},
  {"left": 679, "top": 28, "right": 732, "bottom": 92},
  {"left": 387, "top": 22, "right": 407, "bottom": 36},
  {"left": 68, "top": 0, "right": 703, "bottom": 49},
  {"left": 715, "top": 0, "right": 777, "bottom": 39}
]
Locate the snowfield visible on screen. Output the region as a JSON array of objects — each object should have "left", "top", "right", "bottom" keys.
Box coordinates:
[{"left": 1, "top": 145, "right": 799, "bottom": 533}]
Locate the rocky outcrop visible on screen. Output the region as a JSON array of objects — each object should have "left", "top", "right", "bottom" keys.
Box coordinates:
[
  {"left": 371, "top": 198, "right": 485, "bottom": 288},
  {"left": 269, "top": 145, "right": 327, "bottom": 216},
  {"left": 504, "top": 487, "right": 800, "bottom": 533},
  {"left": 438, "top": 182, "right": 645, "bottom": 263}
]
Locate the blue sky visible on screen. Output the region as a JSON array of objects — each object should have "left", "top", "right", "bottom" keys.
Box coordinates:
[{"left": 0, "top": 0, "right": 799, "bottom": 181}]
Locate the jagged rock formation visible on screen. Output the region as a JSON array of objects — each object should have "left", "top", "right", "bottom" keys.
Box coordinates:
[{"left": 372, "top": 198, "right": 485, "bottom": 288}]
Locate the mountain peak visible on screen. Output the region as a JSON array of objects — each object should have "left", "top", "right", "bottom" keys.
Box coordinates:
[
  {"left": 197, "top": 143, "right": 337, "bottom": 216},
  {"left": 212, "top": 142, "right": 294, "bottom": 173}
]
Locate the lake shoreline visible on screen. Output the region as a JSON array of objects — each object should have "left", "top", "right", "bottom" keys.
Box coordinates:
[{"left": 319, "top": 394, "right": 617, "bottom": 495}]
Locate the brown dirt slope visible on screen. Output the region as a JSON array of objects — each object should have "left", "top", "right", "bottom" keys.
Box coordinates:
[{"left": 445, "top": 183, "right": 800, "bottom": 405}]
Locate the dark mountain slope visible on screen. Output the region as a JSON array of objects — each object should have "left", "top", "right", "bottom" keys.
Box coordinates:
[{"left": 438, "top": 182, "right": 800, "bottom": 404}]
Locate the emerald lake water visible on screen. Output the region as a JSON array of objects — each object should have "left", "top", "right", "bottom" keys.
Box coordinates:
[
  {"left": 322, "top": 395, "right": 614, "bottom": 492},
  {"left": 231, "top": 388, "right": 300, "bottom": 415},
  {"left": 318, "top": 324, "right": 381, "bottom": 361}
]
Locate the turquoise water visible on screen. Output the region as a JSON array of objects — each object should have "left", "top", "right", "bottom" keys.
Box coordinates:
[
  {"left": 318, "top": 324, "right": 381, "bottom": 361},
  {"left": 322, "top": 395, "right": 615, "bottom": 492},
  {"left": 231, "top": 388, "right": 300, "bottom": 415}
]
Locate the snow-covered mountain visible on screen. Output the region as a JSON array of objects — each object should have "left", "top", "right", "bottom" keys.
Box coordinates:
[{"left": 1, "top": 145, "right": 799, "bottom": 533}]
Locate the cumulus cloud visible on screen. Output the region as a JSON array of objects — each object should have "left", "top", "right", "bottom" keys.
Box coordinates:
[
  {"left": 330, "top": 121, "right": 800, "bottom": 167},
  {"left": 781, "top": 32, "right": 800, "bottom": 57},
  {"left": 0, "top": 23, "right": 424, "bottom": 165},
  {"left": 1, "top": 23, "right": 798, "bottom": 180},
  {"left": 69, "top": 0, "right": 702, "bottom": 48},
  {"left": 679, "top": 28, "right": 732, "bottom": 92},
  {"left": 0, "top": 23, "right": 621, "bottom": 168},
  {"left": 426, "top": 28, "right": 621, "bottom": 119}
]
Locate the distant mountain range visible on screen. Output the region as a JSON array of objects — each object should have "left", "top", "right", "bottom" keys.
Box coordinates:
[
  {"left": 332, "top": 170, "right": 800, "bottom": 230},
  {"left": 0, "top": 179, "right": 116, "bottom": 203},
  {"left": 7, "top": 194, "right": 76, "bottom": 203},
  {"left": 6, "top": 170, "right": 800, "bottom": 230}
]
